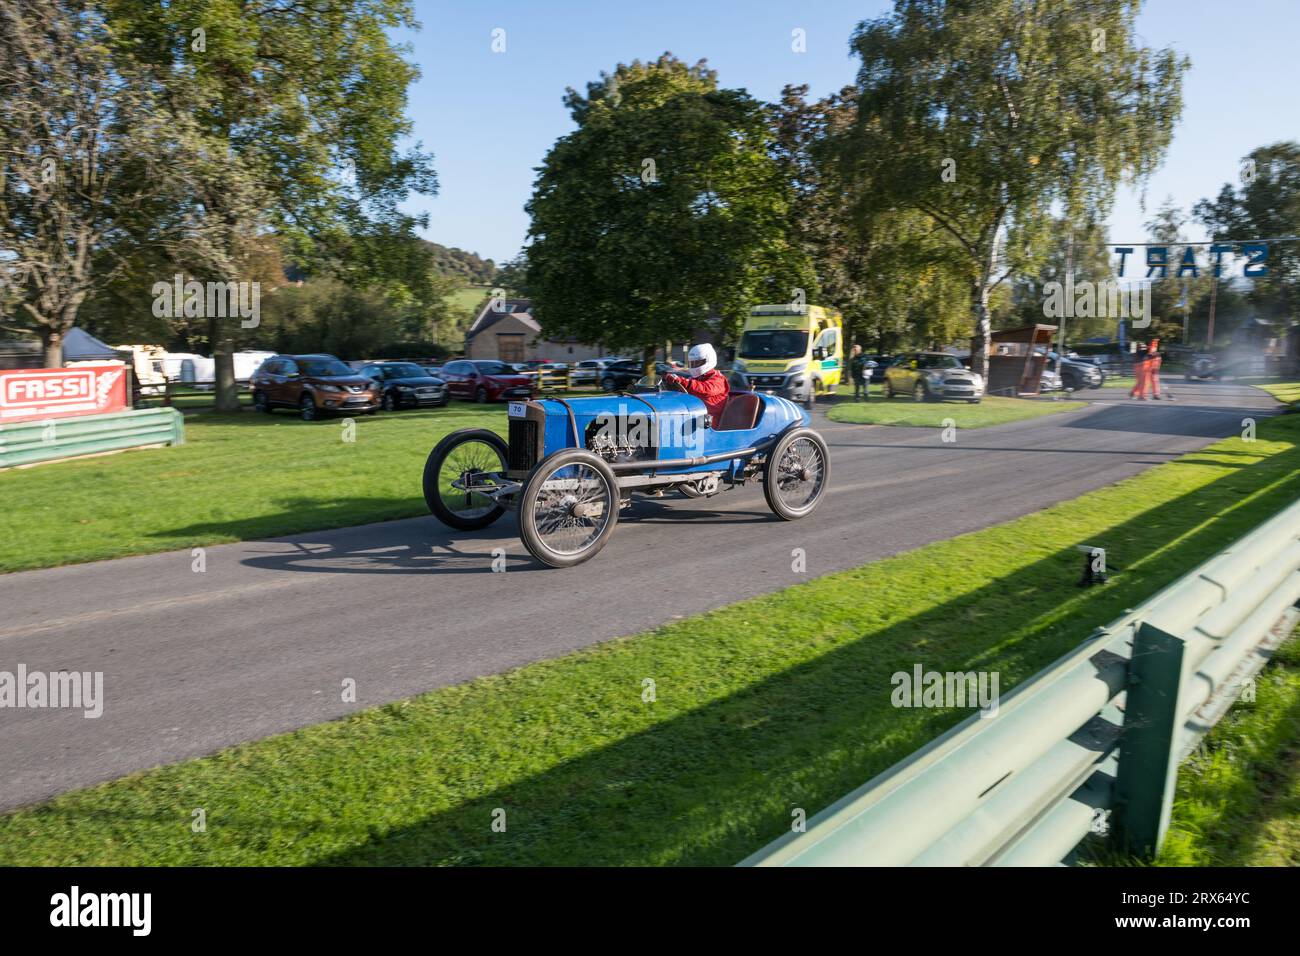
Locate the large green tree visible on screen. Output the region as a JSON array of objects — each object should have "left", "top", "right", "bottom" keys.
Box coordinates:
[
  {"left": 0, "top": 0, "right": 218, "bottom": 365},
  {"left": 525, "top": 55, "right": 815, "bottom": 363},
  {"left": 845, "top": 0, "right": 1187, "bottom": 377},
  {"left": 769, "top": 84, "right": 970, "bottom": 352},
  {"left": 105, "top": 0, "right": 437, "bottom": 408},
  {"left": 1195, "top": 141, "right": 1300, "bottom": 333}
]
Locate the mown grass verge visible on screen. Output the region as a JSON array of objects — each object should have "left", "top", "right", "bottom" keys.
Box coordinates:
[
  {"left": 1256, "top": 379, "right": 1300, "bottom": 407},
  {"left": 826, "top": 393, "right": 1086, "bottom": 428},
  {"left": 0, "top": 404, "right": 502, "bottom": 572},
  {"left": 1, "top": 410, "right": 1298, "bottom": 865},
  {"left": 1156, "top": 627, "right": 1300, "bottom": 866}
]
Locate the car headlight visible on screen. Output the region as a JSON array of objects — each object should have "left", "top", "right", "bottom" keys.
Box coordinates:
[
  {"left": 318, "top": 384, "right": 343, "bottom": 392},
  {"left": 785, "top": 362, "right": 807, "bottom": 375},
  {"left": 733, "top": 360, "right": 746, "bottom": 372},
  {"left": 397, "top": 385, "right": 414, "bottom": 392},
  {"left": 970, "top": 373, "right": 983, "bottom": 386}
]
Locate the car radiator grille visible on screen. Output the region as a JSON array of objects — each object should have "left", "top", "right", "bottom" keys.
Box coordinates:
[{"left": 508, "top": 419, "right": 539, "bottom": 471}]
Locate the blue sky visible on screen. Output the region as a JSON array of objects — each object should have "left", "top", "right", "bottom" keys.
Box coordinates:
[{"left": 399, "top": 0, "right": 1299, "bottom": 265}]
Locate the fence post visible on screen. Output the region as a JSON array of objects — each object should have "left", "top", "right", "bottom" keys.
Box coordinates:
[{"left": 1112, "top": 621, "right": 1186, "bottom": 858}]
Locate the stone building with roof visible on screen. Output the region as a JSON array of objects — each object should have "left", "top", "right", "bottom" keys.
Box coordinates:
[{"left": 463, "top": 297, "right": 611, "bottom": 364}]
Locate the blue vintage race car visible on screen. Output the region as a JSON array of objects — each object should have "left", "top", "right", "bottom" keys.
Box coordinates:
[{"left": 422, "top": 377, "right": 831, "bottom": 567}]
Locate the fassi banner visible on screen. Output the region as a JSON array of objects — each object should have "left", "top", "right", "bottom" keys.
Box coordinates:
[{"left": 0, "top": 364, "right": 127, "bottom": 423}]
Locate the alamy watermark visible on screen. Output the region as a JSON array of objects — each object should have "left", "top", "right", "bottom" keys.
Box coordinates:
[
  {"left": 151, "top": 274, "right": 260, "bottom": 328},
  {"left": 1042, "top": 276, "right": 1151, "bottom": 328},
  {"left": 0, "top": 665, "right": 103, "bottom": 718},
  {"left": 891, "top": 665, "right": 1000, "bottom": 718}
]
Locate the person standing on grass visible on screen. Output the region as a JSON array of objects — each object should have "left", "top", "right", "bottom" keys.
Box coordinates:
[{"left": 849, "top": 344, "right": 870, "bottom": 401}]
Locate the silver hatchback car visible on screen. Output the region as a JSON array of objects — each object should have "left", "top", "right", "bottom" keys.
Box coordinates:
[{"left": 883, "top": 352, "right": 985, "bottom": 403}]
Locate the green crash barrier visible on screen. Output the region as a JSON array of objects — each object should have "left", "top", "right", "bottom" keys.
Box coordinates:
[
  {"left": 740, "top": 497, "right": 1300, "bottom": 867},
  {"left": 0, "top": 407, "right": 185, "bottom": 468}
]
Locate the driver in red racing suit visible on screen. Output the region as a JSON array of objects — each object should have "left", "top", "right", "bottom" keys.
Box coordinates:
[{"left": 664, "top": 343, "right": 729, "bottom": 427}]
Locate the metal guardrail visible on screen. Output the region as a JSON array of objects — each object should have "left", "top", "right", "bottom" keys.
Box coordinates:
[
  {"left": 0, "top": 408, "right": 185, "bottom": 468},
  {"left": 741, "top": 498, "right": 1300, "bottom": 867}
]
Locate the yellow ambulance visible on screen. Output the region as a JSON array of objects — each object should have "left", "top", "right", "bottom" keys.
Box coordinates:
[{"left": 732, "top": 304, "right": 843, "bottom": 408}]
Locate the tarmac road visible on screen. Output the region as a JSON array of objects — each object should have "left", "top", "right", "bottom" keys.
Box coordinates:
[{"left": 0, "top": 381, "right": 1282, "bottom": 812}]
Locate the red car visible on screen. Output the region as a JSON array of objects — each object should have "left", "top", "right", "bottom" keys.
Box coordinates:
[{"left": 438, "top": 359, "right": 536, "bottom": 403}]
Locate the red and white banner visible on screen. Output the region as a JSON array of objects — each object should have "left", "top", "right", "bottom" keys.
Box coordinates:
[{"left": 0, "top": 364, "right": 127, "bottom": 423}]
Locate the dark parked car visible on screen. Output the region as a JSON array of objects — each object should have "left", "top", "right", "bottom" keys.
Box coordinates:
[
  {"left": 598, "top": 360, "right": 680, "bottom": 391},
  {"left": 437, "top": 359, "right": 536, "bottom": 403},
  {"left": 1037, "top": 351, "right": 1105, "bottom": 390},
  {"left": 1185, "top": 353, "right": 1221, "bottom": 381},
  {"left": 357, "top": 362, "right": 449, "bottom": 411},
  {"left": 249, "top": 354, "right": 379, "bottom": 421}
]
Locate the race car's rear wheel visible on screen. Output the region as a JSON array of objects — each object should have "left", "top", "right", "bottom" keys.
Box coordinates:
[
  {"left": 519, "top": 448, "right": 619, "bottom": 568},
  {"left": 423, "top": 428, "right": 510, "bottom": 530},
  {"left": 763, "top": 427, "right": 829, "bottom": 520}
]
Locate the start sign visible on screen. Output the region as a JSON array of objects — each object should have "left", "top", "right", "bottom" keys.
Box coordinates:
[{"left": 0, "top": 364, "right": 127, "bottom": 423}]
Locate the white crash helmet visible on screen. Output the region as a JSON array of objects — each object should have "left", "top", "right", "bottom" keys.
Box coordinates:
[{"left": 685, "top": 343, "right": 717, "bottom": 378}]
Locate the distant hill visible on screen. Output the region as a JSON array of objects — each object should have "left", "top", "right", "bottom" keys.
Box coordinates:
[{"left": 424, "top": 241, "right": 498, "bottom": 285}]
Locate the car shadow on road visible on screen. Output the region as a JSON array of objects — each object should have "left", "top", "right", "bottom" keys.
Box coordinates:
[
  {"left": 620, "top": 494, "right": 774, "bottom": 525},
  {"left": 240, "top": 536, "right": 535, "bottom": 575}
]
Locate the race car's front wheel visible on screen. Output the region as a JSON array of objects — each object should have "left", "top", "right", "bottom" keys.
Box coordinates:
[
  {"left": 423, "top": 428, "right": 510, "bottom": 530},
  {"left": 519, "top": 448, "right": 619, "bottom": 568},
  {"left": 763, "top": 427, "right": 830, "bottom": 520}
]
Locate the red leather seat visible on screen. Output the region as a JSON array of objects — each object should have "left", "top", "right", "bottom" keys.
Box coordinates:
[{"left": 716, "top": 392, "right": 762, "bottom": 431}]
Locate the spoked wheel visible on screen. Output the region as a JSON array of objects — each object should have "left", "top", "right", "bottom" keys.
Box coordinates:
[
  {"left": 519, "top": 448, "right": 619, "bottom": 568},
  {"left": 763, "top": 427, "right": 830, "bottom": 520},
  {"left": 423, "top": 428, "right": 510, "bottom": 530}
]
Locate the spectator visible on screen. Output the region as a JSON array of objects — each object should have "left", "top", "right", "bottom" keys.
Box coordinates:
[
  {"left": 1146, "top": 338, "right": 1164, "bottom": 400},
  {"left": 1129, "top": 342, "right": 1150, "bottom": 400},
  {"left": 848, "top": 344, "right": 870, "bottom": 401}
]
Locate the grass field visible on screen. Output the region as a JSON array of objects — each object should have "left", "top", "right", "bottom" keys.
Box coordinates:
[
  {"left": 1156, "top": 628, "right": 1300, "bottom": 866},
  {"left": 827, "top": 393, "right": 1087, "bottom": 428},
  {"left": 0, "top": 404, "right": 502, "bottom": 573},
  {"left": 445, "top": 285, "right": 490, "bottom": 318},
  {"left": 2, "top": 411, "right": 1297, "bottom": 865}
]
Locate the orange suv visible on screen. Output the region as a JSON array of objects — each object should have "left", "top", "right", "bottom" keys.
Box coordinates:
[{"left": 250, "top": 354, "right": 380, "bottom": 421}]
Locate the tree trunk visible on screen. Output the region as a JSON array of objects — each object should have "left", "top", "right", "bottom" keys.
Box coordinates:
[
  {"left": 643, "top": 344, "right": 656, "bottom": 381},
  {"left": 211, "top": 317, "right": 240, "bottom": 412},
  {"left": 969, "top": 278, "right": 991, "bottom": 380},
  {"left": 42, "top": 329, "right": 64, "bottom": 368}
]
